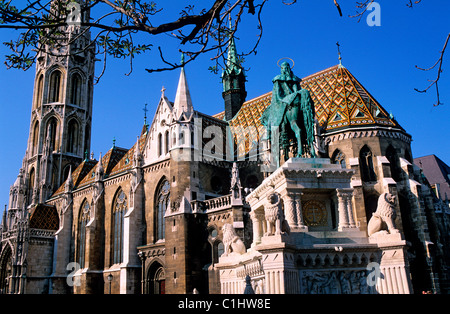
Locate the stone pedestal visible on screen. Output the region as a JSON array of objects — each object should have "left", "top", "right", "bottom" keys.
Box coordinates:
[{"left": 369, "top": 232, "right": 413, "bottom": 294}]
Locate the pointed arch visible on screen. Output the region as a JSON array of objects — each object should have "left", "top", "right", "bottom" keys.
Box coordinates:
[
  {"left": 67, "top": 118, "right": 80, "bottom": 154},
  {"left": 32, "top": 121, "right": 40, "bottom": 156},
  {"left": 45, "top": 116, "right": 59, "bottom": 151},
  {"left": 157, "top": 133, "right": 162, "bottom": 157},
  {"left": 0, "top": 243, "right": 13, "bottom": 294},
  {"left": 34, "top": 74, "right": 44, "bottom": 109},
  {"left": 154, "top": 178, "right": 170, "bottom": 242},
  {"left": 359, "top": 145, "right": 376, "bottom": 182},
  {"left": 111, "top": 188, "right": 127, "bottom": 264},
  {"left": 331, "top": 149, "right": 346, "bottom": 168},
  {"left": 28, "top": 167, "right": 35, "bottom": 204},
  {"left": 386, "top": 144, "right": 401, "bottom": 182},
  {"left": 146, "top": 261, "right": 165, "bottom": 294},
  {"left": 70, "top": 72, "right": 82, "bottom": 105},
  {"left": 49, "top": 69, "right": 63, "bottom": 103},
  {"left": 77, "top": 198, "right": 90, "bottom": 269},
  {"left": 164, "top": 130, "right": 170, "bottom": 154}
]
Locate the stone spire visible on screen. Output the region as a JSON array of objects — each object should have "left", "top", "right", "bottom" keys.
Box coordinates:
[
  {"left": 64, "top": 165, "right": 73, "bottom": 193},
  {"left": 95, "top": 152, "right": 104, "bottom": 182},
  {"left": 173, "top": 57, "right": 193, "bottom": 121},
  {"left": 222, "top": 35, "right": 247, "bottom": 121}
]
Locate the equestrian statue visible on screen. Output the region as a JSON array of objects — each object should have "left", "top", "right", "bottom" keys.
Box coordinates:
[{"left": 260, "top": 60, "right": 316, "bottom": 162}]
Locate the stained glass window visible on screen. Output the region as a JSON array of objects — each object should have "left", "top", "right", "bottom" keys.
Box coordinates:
[
  {"left": 78, "top": 199, "right": 90, "bottom": 268},
  {"left": 112, "top": 189, "right": 127, "bottom": 264},
  {"left": 155, "top": 180, "right": 170, "bottom": 241}
]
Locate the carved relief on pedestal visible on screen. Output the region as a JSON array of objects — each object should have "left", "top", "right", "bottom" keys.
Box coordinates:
[{"left": 300, "top": 269, "right": 376, "bottom": 294}]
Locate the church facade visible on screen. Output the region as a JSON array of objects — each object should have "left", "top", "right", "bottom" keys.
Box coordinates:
[{"left": 1, "top": 6, "right": 450, "bottom": 294}]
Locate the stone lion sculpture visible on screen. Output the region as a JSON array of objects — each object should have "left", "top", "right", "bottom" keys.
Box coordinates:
[
  {"left": 264, "top": 192, "right": 290, "bottom": 236},
  {"left": 222, "top": 223, "right": 246, "bottom": 256},
  {"left": 367, "top": 192, "right": 400, "bottom": 237}
]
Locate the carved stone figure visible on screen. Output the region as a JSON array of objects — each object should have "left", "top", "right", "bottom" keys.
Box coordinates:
[
  {"left": 222, "top": 223, "right": 246, "bottom": 256},
  {"left": 301, "top": 270, "right": 374, "bottom": 294},
  {"left": 367, "top": 192, "right": 400, "bottom": 237},
  {"left": 264, "top": 192, "right": 290, "bottom": 236}
]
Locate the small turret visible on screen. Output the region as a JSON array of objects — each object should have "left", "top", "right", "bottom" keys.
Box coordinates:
[{"left": 222, "top": 36, "right": 247, "bottom": 120}]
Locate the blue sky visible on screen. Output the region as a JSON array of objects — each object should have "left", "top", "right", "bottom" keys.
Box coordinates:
[{"left": 0, "top": 0, "right": 449, "bottom": 214}]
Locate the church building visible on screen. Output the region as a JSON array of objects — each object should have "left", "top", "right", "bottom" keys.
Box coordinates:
[{"left": 1, "top": 2, "right": 449, "bottom": 295}]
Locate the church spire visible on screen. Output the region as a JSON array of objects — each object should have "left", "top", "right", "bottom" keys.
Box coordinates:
[
  {"left": 222, "top": 34, "right": 247, "bottom": 121},
  {"left": 173, "top": 57, "right": 193, "bottom": 121}
]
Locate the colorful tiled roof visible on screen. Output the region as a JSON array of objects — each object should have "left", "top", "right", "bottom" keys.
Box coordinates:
[
  {"left": 29, "top": 204, "right": 59, "bottom": 230},
  {"left": 51, "top": 132, "right": 148, "bottom": 197},
  {"left": 215, "top": 64, "right": 402, "bottom": 156},
  {"left": 301, "top": 65, "right": 399, "bottom": 131}
]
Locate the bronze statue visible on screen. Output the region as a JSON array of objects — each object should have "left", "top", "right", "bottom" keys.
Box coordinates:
[{"left": 260, "top": 61, "right": 316, "bottom": 161}]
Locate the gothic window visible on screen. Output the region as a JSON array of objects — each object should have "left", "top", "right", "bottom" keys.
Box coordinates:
[
  {"left": 46, "top": 117, "right": 58, "bottom": 150},
  {"left": 157, "top": 133, "right": 162, "bottom": 156},
  {"left": 49, "top": 70, "right": 62, "bottom": 103},
  {"left": 35, "top": 74, "right": 44, "bottom": 108},
  {"left": 386, "top": 145, "right": 401, "bottom": 182},
  {"left": 155, "top": 179, "right": 170, "bottom": 242},
  {"left": 112, "top": 189, "right": 127, "bottom": 264},
  {"left": 78, "top": 199, "right": 90, "bottom": 268},
  {"left": 165, "top": 130, "right": 170, "bottom": 154},
  {"left": 70, "top": 73, "right": 82, "bottom": 106},
  {"left": 212, "top": 241, "right": 224, "bottom": 264},
  {"left": 0, "top": 245, "right": 12, "bottom": 294},
  {"left": 332, "top": 149, "right": 346, "bottom": 168},
  {"left": 28, "top": 168, "right": 35, "bottom": 203},
  {"left": 360, "top": 145, "right": 377, "bottom": 182},
  {"left": 32, "top": 121, "right": 39, "bottom": 156},
  {"left": 84, "top": 125, "right": 90, "bottom": 156},
  {"left": 67, "top": 119, "right": 79, "bottom": 154}
]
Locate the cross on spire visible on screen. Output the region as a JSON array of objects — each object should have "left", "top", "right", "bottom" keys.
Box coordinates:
[
  {"left": 336, "top": 41, "right": 342, "bottom": 67},
  {"left": 143, "top": 103, "right": 148, "bottom": 125}
]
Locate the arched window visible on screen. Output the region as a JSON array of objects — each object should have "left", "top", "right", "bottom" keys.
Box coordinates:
[
  {"left": 49, "top": 70, "right": 62, "bottom": 103},
  {"left": 46, "top": 117, "right": 58, "bottom": 150},
  {"left": 35, "top": 74, "right": 44, "bottom": 108},
  {"left": 155, "top": 179, "right": 170, "bottom": 241},
  {"left": 32, "top": 121, "right": 39, "bottom": 156},
  {"left": 386, "top": 145, "right": 401, "bottom": 182},
  {"left": 165, "top": 130, "right": 170, "bottom": 154},
  {"left": 213, "top": 241, "right": 224, "bottom": 264},
  {"left": 179, "top": 130, "right": 185, "bottom": 145},
  {"left": 332, "top": 149, "right": 346, "bottom": 168},
  {"left": 157, "top": 133, "right": 162, "bottom": 157},
  {"left": 0, "top": 245, "right": 12, "bottom": 294},
  {"left": 78, "top": 199, "right": 90, "bottom": 268},
  {"left": 70, "top": 73, "right": 82, "bottom": 105},
  {"left": 360, "top": 145, "right": 377, "bottom": 182},
  {"left": 67, "top": 119, "right": 79, "bottom": 154},
  {"left": 28, "top": 168, "right": 35, "bottom": 204},
  {"left": 112, "top": 189, "right": 127, "bottom": 264},
  {"left": 84, "top": 125, "right": 90, "bottom": 156}
]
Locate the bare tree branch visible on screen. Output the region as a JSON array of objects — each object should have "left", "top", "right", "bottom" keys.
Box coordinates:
[{"left": 414, "top": 32, "right": 449, "bottom": 107}]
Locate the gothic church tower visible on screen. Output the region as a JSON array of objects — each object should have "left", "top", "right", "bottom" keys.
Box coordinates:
[
  {"left": 19, "top": 0, "right": 95, "bottom": 206},
  {"left": 221, "top": 36, "right": 247, "bottom": 120}
]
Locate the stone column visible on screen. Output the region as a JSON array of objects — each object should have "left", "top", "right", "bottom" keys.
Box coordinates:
[
  {"left": 345, "top": 190, "right": 357, "bottom": 228},
  {"left": 282, "top": 193, "right": 298, "bottom": 228},
  {"left": 294, "top": 192, "right": 307, "bottom": 229},
  {"left": 337, "top": 189, "right": 349, "bottom": 230},
  {"left": 250, "top": 210, "right": 264, "bottom": 247}
]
